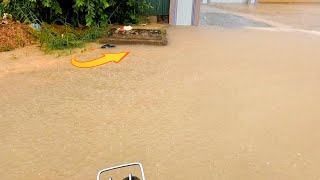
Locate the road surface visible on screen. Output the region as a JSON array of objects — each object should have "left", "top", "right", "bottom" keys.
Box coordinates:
[{"left": 1, "top": 27, "right": 320, "bottom": 179}]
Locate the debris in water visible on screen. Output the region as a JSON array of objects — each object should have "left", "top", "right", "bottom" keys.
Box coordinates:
[
  {"left": 124, "top": 25, "right": 133, "bottom": 31},
  {"left": 117, "top": 25, "right": 133, "bottom": 32},
  {"left": 101, "top": 44, "right": 116, "bottom": 48}
]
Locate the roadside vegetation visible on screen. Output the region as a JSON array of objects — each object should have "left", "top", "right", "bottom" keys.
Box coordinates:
[{"left": 0, "top": 0, "right": 151, "bottom": 51}]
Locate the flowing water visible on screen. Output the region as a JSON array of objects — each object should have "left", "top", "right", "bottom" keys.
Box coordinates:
[{"left": 1, "top": 27, "right": 320, "bottom": 180}]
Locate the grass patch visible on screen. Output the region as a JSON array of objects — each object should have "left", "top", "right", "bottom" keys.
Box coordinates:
[{"left": 38, "top": 24, "right": 107, "bottom": 51}]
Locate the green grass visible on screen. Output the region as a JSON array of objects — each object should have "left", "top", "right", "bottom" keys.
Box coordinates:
[{"left": 38, "top": 24, "right": 107, "bottom": 51}]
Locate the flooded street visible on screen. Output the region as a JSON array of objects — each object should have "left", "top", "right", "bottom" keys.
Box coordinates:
[
  {"left": 211, "top": 3, "right": 320, "bottom": 31},
  {"left": 1, "top": 26, "right": 320, "bottom": 180}
]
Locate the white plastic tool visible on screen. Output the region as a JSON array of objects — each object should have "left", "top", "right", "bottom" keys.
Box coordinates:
[{"left": 96, "top": 162, "right": 146, "bottom": 180}]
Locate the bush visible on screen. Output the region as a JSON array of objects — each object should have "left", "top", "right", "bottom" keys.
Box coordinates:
[
  {"left": 106, "top": 0, "right": 152, "bottom": 24},
  {"left": 1, "top": 0, "right": 152, "bottom": 51},
  {"left": 2, "top": 0, "right": 151, "bottom": 26},
  {"left": 5, "top": 0, "right": 41, "bottom": 24}
]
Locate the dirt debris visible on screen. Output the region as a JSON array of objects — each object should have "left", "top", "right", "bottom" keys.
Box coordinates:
[{"left": 0, "top": 22, "right": 36, "bottom": 52}]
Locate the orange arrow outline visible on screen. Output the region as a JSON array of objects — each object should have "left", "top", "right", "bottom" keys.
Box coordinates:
[{"left": 71, "top": 49, "right": 130, "bottom": 68}]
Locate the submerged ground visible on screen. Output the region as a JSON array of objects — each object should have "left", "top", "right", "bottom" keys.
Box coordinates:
[{"left": 1, "top": 3, "right": 320, "bottom": 180}]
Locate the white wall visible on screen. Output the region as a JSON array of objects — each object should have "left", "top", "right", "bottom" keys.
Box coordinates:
[{"left": 176, "top": 0, "right": 194, "bottom": 25}]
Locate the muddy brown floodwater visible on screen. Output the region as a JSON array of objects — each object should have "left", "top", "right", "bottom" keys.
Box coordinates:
[
  {"left": 212, "top": 3, "right": 320, "bottom": 31},
  {"left": 1, "top": 27, "right": 320, "bottom": 180}
]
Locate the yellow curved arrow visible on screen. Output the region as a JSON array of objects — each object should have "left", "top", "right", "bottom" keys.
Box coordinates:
[{"left": 71, "top": 52, "right": 129, "bottom": 68}]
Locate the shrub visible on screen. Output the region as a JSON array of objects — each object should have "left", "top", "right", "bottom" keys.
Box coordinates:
[{"left": 2, "top": 0, "right": 151, "bottom": 26}]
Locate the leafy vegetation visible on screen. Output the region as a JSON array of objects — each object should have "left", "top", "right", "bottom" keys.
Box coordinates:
[
  {"left": 1, "top": 0, "right": 151, "bottom": 26},
  {"left": 0, "top": 1, "right": 8, "bottom": 16},
  {"left": 0, "top": 0, "right": 152, "bottom": 51},
  {"left": 38, "top": 24, "right": 107, "bottom": 51},
  {"left": 106, "top": 0, "right": 152, "bottom": 24}
]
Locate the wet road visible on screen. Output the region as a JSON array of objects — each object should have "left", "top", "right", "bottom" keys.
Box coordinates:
[
  {"left": 200, "top": 5, "right": 271, "bottom": 28},
  {"left": 210, "top": 3, "right": 320, "bottom": 31},
  {"left": 1, "top": 27, "right": 320, "bottom": 180}
]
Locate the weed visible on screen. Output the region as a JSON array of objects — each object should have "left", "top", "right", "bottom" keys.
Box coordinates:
[
  {"left": 38, "top": 24, "right": 107, "bottom": 51},
  {"left": 14, "top": 33, "right": 23, "bottom": 46},
  {"left": 39, "top": 25, "right": 80, "bottom": 51},
  {"left": 0, "top": 45, "right": 14, "bottom": 52},
  {"left": 80, "top": 25, "right": 106, "bottom": 42}
]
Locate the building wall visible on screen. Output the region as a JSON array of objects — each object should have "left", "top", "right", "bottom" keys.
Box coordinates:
[
  {"left": 176, "top": 0, "right": 194, "bottom": 25},
  {"left": 169, "top": 0, "right": 201, "bottom": 26}
]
